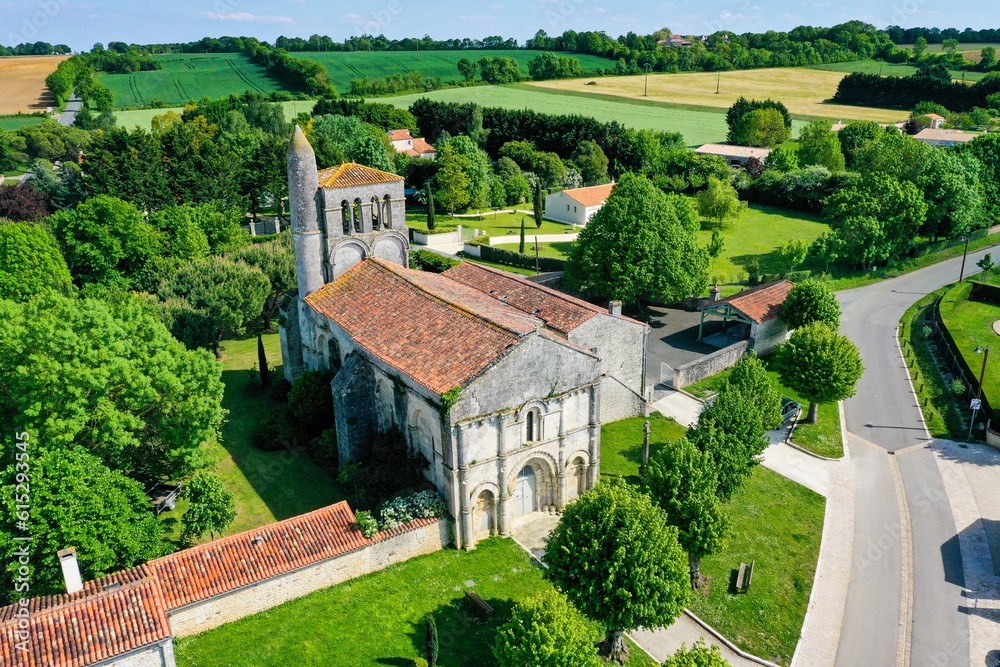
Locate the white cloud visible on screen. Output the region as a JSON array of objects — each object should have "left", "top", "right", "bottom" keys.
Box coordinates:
[{"left": 201, "top": 12, "right": 293, "bottom": 23}]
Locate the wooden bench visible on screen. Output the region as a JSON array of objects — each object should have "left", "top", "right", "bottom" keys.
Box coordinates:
[
  {"left": 465, "top": 590, "right": 494, "bottom": 619},
  {"left": 736, "top": 560, "right": 755, "bottom": 593}
]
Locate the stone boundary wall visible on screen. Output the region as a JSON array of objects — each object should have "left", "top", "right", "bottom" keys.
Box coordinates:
[
  {"left": 91, "top": 639, "right": 176, "bottom": 667},
  {"left": 167, "top": 519, "right": 451, "bottom": 638},
  {"left": 673, "top": 340, "right": 752, "bottom": 389}
]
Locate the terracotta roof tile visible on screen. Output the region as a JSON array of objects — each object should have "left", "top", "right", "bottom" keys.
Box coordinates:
[
  {"left": 406, "top": 137, "right": 437, "bottom": 156},
  {"left": 387, "top": 129, "right": 413, "bottom": 141},
  {"left": 318, "top": 162, "right": 403, "bottom": 189},
  {"left": 149, "top": 501, "right": 368, "bottom": 610},
  {"left": 699, "top": 280, "right": 794, "bottom": 323},
  {"left": 561, "top": 183, "right": 615, "bottom": 207},
  {"left": 306, "top": 259, "right": 542, "bottom": 394},
  {"left": 0, "top": 571, "right": 170, "bottom": 667}
]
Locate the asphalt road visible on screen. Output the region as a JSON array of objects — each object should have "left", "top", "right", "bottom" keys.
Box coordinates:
[
  {"left": 836, "top": 242, "right": 1000, "bottom": 667},
  {"left": 57, "top": 97, "right": 81, "bottom": 127}
]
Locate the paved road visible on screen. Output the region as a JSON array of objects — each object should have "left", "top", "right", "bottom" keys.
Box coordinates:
[
  {"left": 57, "top": 97, "right": 81, "bottom": 126},
  {"left": 836, "top": 243, "right": 999, "bottom": 667}
]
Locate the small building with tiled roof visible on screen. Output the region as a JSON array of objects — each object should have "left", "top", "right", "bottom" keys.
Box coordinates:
[
  {"left": 697, "top": 280, "right": 794, "bottom": 355},
  {"left": 544, "top": 182, "right": 615, "bottom": 226},
  {"left": 695, "top": 143, "right": 772, "bottom": 167},
  {"left": 913, "top": 127, "right": 979, "bottom": 147},
  {"left": 280, "top": 128, "right": 648, "bottom": 551},
  {"left": 387, "top": 129, "right": 437, "bottom": 159}
]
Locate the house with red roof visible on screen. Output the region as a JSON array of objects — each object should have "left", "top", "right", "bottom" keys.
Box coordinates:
[
  {"left": 281, "top": 127, "right": 649, "bottom": 551},
  {"left": 387, "top": 129, "right": 437, "bottom": 159},
  {"left": 544, "top": 182, "right": 615, "bottom": 226}
]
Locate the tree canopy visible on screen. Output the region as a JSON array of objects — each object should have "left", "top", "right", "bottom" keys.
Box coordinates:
[
  {"left": 545, "top": 482, "right": 689, "bottom": 663},
  {"left": 780, "top": 279, "right": 841, "bottom": 330},
  {"left": 566, "top": 173, "right": 708, "bottom": 305},
  {"left": 493, "top": 588, "right": 602, "bottom": 667},
  {"left": 0, "top": 221, "right": 73, "bottom": 302},
  {"left": 776, "top": 322, "right": 864, "bottom": 423}
]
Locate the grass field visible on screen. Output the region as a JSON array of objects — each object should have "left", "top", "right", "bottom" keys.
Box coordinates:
[
  {"left": 939, "top": 281, "right": 1000, "bottom": 423},
  {"left": 0, "top": 115, "right": 50, "bottom": 131},
  {"left": 173, "top": 538, "right": 656, "bottom": 666},
  {"left": 406, "top": 207, "right": 572, "bottom": 236},
  {"left": 383, "top": 85, "right": 749, "bottom": 146},
  {"left": 99, "top": 53, "right": 287, "bottom": 108},
  {"left": 0, "top": 55, "right": 67, "bottom": 114},
  {"left": 529, "top": 68, "right": 909, "bottom": 123},
  {"left": 810, "top": 60, "right": 987, "bottom": 82},
  {"left": 898, "top": 43, "right": 1000, "bottom": 62},
  {"left": 114, "top": 99, "right": 317, "bottom": 130},
  {"left": 300, "top": 49, "right": 615, "bottom": 92},
  {"left": 203, "top": 332, "right": 344, "bottom": 537},
  {"left": 600, "top": 416, "right": 824, "bottom": 664}
]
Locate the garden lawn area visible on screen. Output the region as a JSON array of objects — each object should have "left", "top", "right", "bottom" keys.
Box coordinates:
[
  {"left": 455, "top": 252, "right": 536, "bottom": 276},
  {"left": 939, "top": 281, "right": 1000, "bottom": 418},
  {"left": 173, "top": 537, "right": 656, "bottom": 666},
  {"left": 493, "top": 240, "right": 574, "bottom": 259},
  {"left": 683, "top": 355, "right": 843, "bottom": 458},
  {"left": 600, "top": 413, "right": 688, "bottom": 482},
  {"left": 406, "top": 208, "right": 572, "bottom": 236},
  {"left": 198, "top": 332, "right": 344, "bottom": 538},
  {"left": 0, "top": 115, "right": 48, "bottom": 131},
  {"left": 687, "top": 466, "right": 824, "bottom": 666}
]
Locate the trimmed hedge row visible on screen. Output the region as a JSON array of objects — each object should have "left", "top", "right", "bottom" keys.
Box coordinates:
[{"left": 479, "top": 244, "right": 567, "bottom": 272}]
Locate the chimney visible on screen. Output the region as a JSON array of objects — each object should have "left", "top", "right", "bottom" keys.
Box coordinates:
[
  {"left": 711, "top": 285, "right": 722, "bottom": 302},
  {"left": 58, "top": 547, "right": 84, "bottom": 594},
  {"left": 609, "top": 300, "right": 622, "bottom": 318}
]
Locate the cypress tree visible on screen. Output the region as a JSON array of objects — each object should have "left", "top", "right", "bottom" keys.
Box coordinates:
[
  {"left": 257, "top": 334, "right": 270, "bottom": 388},
  {"left": 425, "top": 614, "right": 439, "bottom": 666},
  {"left": 533, "top": 182, "right": 543, "bottom": 228},
  {"left": 426, "top": 186, "right": 436, "bottom": 231},
  {"left": 519, "top": 217, "right": 526, "bottom": 254}
]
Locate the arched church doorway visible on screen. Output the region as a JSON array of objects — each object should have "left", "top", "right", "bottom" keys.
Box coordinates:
[
  {"left": 511, "top": 466, "right": 537, "bottom": 519},
  {"left": 569, "top": 456, "right": 586, "bottom": 500},
  {"left": 475, "top": 489, "right": 495, "bottom": 539}
]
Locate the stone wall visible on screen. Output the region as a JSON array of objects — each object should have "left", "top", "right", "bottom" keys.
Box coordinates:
[
  {"left": 750, "top": 318, "right": 789, "bottom": 357},
  {"left": 94, "top": 639, "right": 176, "bottom": 667},
  {"left": 167, "top": 519, "right": 450, "bottom": 638},
  {"left": 673, "top": 340, "right": 752, "bottom": 389},
  {"left": 570, "top": 314, "right": 648, "bottom": 422}
]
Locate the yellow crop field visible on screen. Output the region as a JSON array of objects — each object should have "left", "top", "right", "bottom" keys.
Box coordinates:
[
  {"left": 0, "top": 55, "right": 68, "bottom": 114},
  {"left": 528, "top": 68, "right": 908, "bottom": 124}
]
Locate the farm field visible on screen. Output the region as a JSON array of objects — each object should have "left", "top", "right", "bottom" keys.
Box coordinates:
[
  {"left": 0, "top": 55, "right": 68, "bottom": 114},
  {"left": 529, "top": 68, "right": 909, "bottom": 123},
  {"left": 300, "top": 49, "right": 616, "bottom": 92},
  {"left": 99, "top": 53, "right": 287, "bottom": 108},
  {"left": 114, "top": 99, "right": 318, "bottom": 130},
  {"left": 0, "top": 115, "right": 50, "bottom": 131},
  {"left": 898, "top": 42, "right": 1000, "bottom": 62},
  {"left": 810, "top": 60, "right": 987, "bottom": 82},
  {"left": 382, "top": 85, "right": 766, "bottom": 146}
]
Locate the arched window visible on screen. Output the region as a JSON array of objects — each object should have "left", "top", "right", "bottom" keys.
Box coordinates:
[
  {"left": 328, "top": 338, "right": 341, "bottom": 370},
  {"left": 353, "top": 198, "right": 363, "bottom": 233},
  {"left": 526, "top": 409, "right": 542, "bottom": 442},
  {"left": 341, "top": 200, "right": 350, "bottom": 234},
  {"left": 370, "top": 196, "right": 380, "bottom": 229},
  {"left": 383, "top": 194, "right": 392, "bottom": 228}
]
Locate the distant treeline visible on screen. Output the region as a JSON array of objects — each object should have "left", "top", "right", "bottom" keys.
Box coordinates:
[
  {"left": 833, "top": 71, "right": 1000, "bottom": 111},
  {"left": 885, "top": 26, "right": 1000, "bottom": 44},
  {"left": 0, "top": 41, "right": 71, "bottom": 56}
]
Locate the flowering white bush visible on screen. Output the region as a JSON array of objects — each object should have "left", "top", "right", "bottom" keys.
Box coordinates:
[
  {"left": 378, "top": 491, "right": 447, "bottom": 531},
  {"left": 354, "top": 510, "right": 379, "bottom": 538}
]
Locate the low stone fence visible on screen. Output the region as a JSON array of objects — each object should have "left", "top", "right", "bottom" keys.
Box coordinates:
[
  {"left": 412, "top": 230, "right": 461, "bottom": 246},
  {"left": 483, "top": 232, "right": 579, "bottom": 246},
  {"left": 673, "top": 340, "right": 752, "bottom": 389},
  {"left": 168, "top": 518, "right": 450, "bottom": 637}
]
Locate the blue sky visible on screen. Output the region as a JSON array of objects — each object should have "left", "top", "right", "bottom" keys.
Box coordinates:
[{"left": 3, "top": 0, "right": 998, "bottom": 51}]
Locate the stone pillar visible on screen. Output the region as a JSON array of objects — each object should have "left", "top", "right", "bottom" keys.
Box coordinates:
[
  {"left": 496, "top": 415, "right": 511, "bottom": 536},
  {"left": 460, "top": 470, "right": 474, "bottom": 551},
  {"left": 587, "top": 383, "right": 601, "bottom": 488},
  {"left": 497, "top": 485, "right": 510, "bottom": 537},
  {"left": 557, "top": 471, "right": 567, "bottom": 510}
]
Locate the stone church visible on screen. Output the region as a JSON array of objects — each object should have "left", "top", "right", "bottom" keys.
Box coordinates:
[{"left": 279, "top": 127, "right": 649, "bottom": 550}]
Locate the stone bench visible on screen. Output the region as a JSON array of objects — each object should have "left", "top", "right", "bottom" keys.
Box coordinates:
[
  {"left": 465, "top": 590, "right": 494, "bottom": 619},
  {"left": 736, "top": 560, "right": 755, "bottom": 594}
]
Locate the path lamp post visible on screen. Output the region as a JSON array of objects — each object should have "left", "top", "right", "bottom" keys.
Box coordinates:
[
  {"left": 643, "top": 64, "right": 652, "bottom": 96},
  {"left": 959, "top": 233, "right": 971, "bottom": 283},
  {"left": 968, "top": 345, "right": 991, "bottom": 440}
]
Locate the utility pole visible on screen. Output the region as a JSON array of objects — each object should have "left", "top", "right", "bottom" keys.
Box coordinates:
[
  {"left": 959, "top": 234, "right": 971, "bottom": 282},
  {"left": 716, "top": 71, "right": 721, "bottom": 94},
  {"left": 534, "top": 242, "right": 540, "bottom": 274},
  {"left": 643, "top": 64, "right": 651, "bottom": 96}
]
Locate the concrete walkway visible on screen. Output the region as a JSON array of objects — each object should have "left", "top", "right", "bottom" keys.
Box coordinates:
[{"left": 650, "top": 389, "right": 705, "bottom": 428}]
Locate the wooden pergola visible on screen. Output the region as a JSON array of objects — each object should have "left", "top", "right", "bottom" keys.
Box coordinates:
[{"left": 697, "top": 300, "right": 754, "bottom": 341}]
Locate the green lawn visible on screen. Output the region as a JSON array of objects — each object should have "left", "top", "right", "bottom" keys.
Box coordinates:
[
  {"left": 683, "top": 355, "right": 843, "bottom": 458},
  {"left": 406, "top": 208, "right": 573, "bottom": 237},
  {"left": 198, "top": 333, "right": 344, "bottom": 537},
  {"left": 494, "top": 240, "right": 575, "bottom": 258},
  {"left": 807, "top": 60, "right": 987, "bottom": 82},
  {"left": 939, "top": 282, "right": 1000, "bottom": 423},
  {"left": 599, "top": 413, "right": 689, "bottom": 482},
  {"left": 114, "top": 99, "right": 317, "bottom": 130},
  {"left": 381, "top": 85, "right": 741, "bottom": 146},
  {"left": 0, "top": 115, "right": 48, "bottom": 131},
  {"left": 687, "top": 466, "right": 823, "bottom": 666},
  {"left": 301, "top": 50, "right": 616, "bottom": 92},
  {"left": 174, "top": 537, "right": 656, "bottom": 666},
  {"left": 455, "top": 252, "right": 537, "bottom": 276}
]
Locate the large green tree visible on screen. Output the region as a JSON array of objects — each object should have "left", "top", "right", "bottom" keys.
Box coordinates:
[
  {"left": 0, "top": 221, "right": 73, "bottom": 302},
  {"left": 434, "top": 144, "right": 472, "bottom": 213},
  {"left": 230, "top": 237, "right": 296, "bottom": 329},
  {"left": 493, "top": 588, "right": 602, "bottom": 667},
  {"left": 776, "top": 322, "right": 864, "bottom": 423},
  {"left": 545, "top": 482, "right": 689, "bottom": 664},
  {"left": 571, "top": 139, "right": 609, "bottom": 184},
  {"left": 0, "top": 446, "right": 169, "bottom": 602},
  {"left": 780, "top": 279, "right": 841, "bottom": 330},
  {"left": 697, "top": 176, "right": 746, "bottom": 228},
  {"left": 567, "top": 173, "right": 708, "bottom": 305},
  {"left": 732, "top": 108, "right": 790, "bottom": 147},
  {"left": 180, "top": 471, "right": 237, "bottom": 543},
  {"left": 646, "top": 438, "right": 729, "bottom": 588},
  {"left": 0, "top": 294, "right": 225, "bottom": 479},
  {"left": 159, "top": 256, "right": 271, "bottom": 358},
  {"left": 797, "top": 120, "right": 846, "bottom": 171}
]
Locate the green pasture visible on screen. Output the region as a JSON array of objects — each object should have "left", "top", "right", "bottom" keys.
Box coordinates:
[
  {"left": 0, "top": 115, "right": 49, "bottom": 131},
  {"left": 114, "top": 99, "right": 317, "bottom": 130},
  {"left": 406, "top": 207, "right": 572, "bottom": 236},
  {"left": 382, "top": 85, "right": 747, "bottom": 146},
  {"left": 808, "top": 60, "right": 987, "bottom": 82},
  {"left": 99, "top": 53, "right": 287, "bottom": 108},
  {"left": 300, "top": 49, "right": 616, "bottom": 92}
]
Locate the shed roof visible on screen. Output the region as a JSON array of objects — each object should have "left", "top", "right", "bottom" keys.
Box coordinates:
[
  {"left": 318, "top": 162, "right": 404, "bottom": 189},
  {"left": 559, "top": 183, "right": 615, "bottom": 207},
  {"left": 699, "top": 280, "right": 794, "bottom": 323}
]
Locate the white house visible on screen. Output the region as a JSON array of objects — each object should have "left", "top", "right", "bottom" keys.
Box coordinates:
[
  {"left": 913, "top": 128, "right": 978, "bottom": 147},
  {"left": 387, "top": 129, "right": 437, "bottom": 159},
  {"left": 694, "top": 143, "right": 772, "bottom": 167},
  {"left": 544, "top": 182, "right": 615, "bottom": 226}
]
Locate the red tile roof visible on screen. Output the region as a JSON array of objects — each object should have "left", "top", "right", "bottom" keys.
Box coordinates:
[
  {"left": 149, "top": 501, "right": 369, "bottom": 610},
  {"left": 406, "top": 137, "right": 437, "bottom": 156},
  {"left": 0, "top": 567, "right": 171, "bottom": 667},
  {"left": 318, "top": 162, "right": 403, "bottom": 189},
  {"left": 387, "top": 129, "right": 413, "bottom": 141},
  {"left": 561, "top": 183, "right": 615, "bottom": 207},
  {"left": 699, "top": 280, "right": 794, "bottom": 323},
  {"left": 306, "top": 259, "right": 542, "bottom": 394}
]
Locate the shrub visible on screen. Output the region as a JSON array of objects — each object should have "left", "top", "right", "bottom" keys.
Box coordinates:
[
  {"left": 425, "top": 614, "right": 439, "bottom": 666},
  {"left": 270, "top": 378, "right": 293, "bottom": 403},
  {"left": 252, "top": 406, "right": 296, "bottom": 452},
  {"left": 309, "top": 427, "right": 338, "bottom": 469},
  {"left": 951, "top": 379, "right": 966, "bottom": 397},
  {"left": 378, "top": 491, "right": 448, "bottom": 531},
  {"left": 411, "top": 249, "right": 460, "bottom": 273},
  {"left": 287, "top": 369, "right": 335, "bottom": 434},
  {"left": 479, "top": 244, "right": 567, "bottom": 272},
  {"left": 354, "top": 510, "right": 379, "bottom": 538}
]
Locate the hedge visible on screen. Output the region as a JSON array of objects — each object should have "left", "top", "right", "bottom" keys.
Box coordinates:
[{"left": 479, "top": 244, "right": 567, "bottom": 272}]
